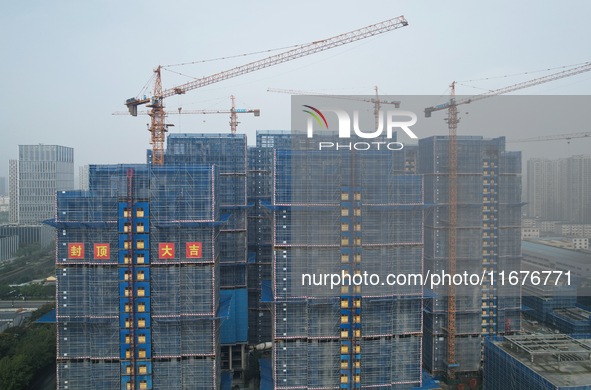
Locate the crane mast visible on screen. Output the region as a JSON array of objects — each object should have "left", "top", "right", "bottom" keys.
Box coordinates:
[
  {"left": 426, "top": 61, "right": 591, "bottom": 381},
  {"left": 126, "top": 16, "right": 409, "bottom": 164},
  {"left": 446, "top": 81, "right": 458, "bottom": 378}
]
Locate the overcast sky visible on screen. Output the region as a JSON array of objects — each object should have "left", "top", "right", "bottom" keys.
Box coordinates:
[{"left": 1, "top": 1, "right": 590, "bottom": 180}]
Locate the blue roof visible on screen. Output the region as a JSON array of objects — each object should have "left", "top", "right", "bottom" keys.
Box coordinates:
[{"left": 35, "top": 309, "right": 56, "bottom": 323}]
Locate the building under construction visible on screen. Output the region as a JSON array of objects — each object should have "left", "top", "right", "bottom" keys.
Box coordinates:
[
  {"left": 51, "top": 133, "right": 253, "bottom": 389},
  {"left": 247, "top": 131, "right": 293, "bottom": 345},
  {"left": 419, "top": 136, "right": 522, "bottom": 376},
  {"left": 270, "top": 135, "right": 425, "bottom": 388},
  {"left": 165, "top": 134, "right": 249, "bottom": 378}
]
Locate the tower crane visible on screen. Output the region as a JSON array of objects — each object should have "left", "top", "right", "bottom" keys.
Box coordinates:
[
  {"left": 268, "top": 86, "right": 401, "bottom": 129},
  {"left": 507, "top": 131, "right": 591, "bottom": 143},
  {"left": 424, "top": 61, "right": 591, "bottom": 380},
  {"left": 114, "top": 95, "right": 260, "bottom": 135},
  {"left": 125, "top": 16, "right": 409, "bottom": 165}
]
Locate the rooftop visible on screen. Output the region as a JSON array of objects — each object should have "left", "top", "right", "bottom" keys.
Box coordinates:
[
  {"left": 522, "top": 241, "right": 591, "bottom": 274},
  {"left": 493, "top": 334, "right": 591, "bottom": 388}
]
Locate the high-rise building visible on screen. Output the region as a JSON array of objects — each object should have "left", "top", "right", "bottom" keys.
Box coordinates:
[
  {"left": 79, "top": 165, "right": 89, "bottom": 190},
  {"left": 559, "top": 155, "right": 591, "bottom": 224},
  {"left": 9, "top": 145, "right": 74, "bottom": 224},
  {"left": 50, "top": 134, "right": 262, "bottom": 389},
  {"left": 0, "top": 176, "right": 6, "bottom": 196},
  {"left": 8, "top": 160, "right": 18, "bottom": 223},
  {"left": 270, "top": 136, "right": 425, "bottom": 388},
  {"left": 419, "top": 136, "right": 522, "bottom": 376},
  {"left": 165, "top": 134, "right": 250, "bottom": 377},
  {"left": 50, "top": 163, "right": 222, "bottom": 389},
  {"left": 526, "top": 158, "right": 561, "bottom": 221},
  {"left": 247, "top": 131, "right": 293, "bottom": 346},
  {"left": 527, "top": 155, "right": 591, "bottom": 223}
]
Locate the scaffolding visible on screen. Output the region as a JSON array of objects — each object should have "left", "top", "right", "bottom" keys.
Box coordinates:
[
  {"left": 166, "top": 134, "right": 249, "bottom": 385},
  {"left": 419, "top": 136, "right": 522, "bottom": 375},
  {"left": 52, "top": 162, "right": 221, "bottom": 389},
  {"left": 247, "top": 131, "right": 293, "bottom": 345},
  {"left": 271, "top": 141, "right": 424, "bottom": 389}
]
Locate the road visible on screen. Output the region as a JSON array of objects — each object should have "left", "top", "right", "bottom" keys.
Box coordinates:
[{"left": 0, "top": 299, "right": 54, "bottom": 310}]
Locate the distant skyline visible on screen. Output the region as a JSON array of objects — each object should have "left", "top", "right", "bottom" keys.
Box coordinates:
[{"left": 2, "top": 1, "right": 591, "bottom": 178}]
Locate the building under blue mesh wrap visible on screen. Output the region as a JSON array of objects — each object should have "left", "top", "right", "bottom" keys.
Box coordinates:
[
  {"left": 50, "top": 163, "right": 222, "bottom": 390},
  {"left": 271, "top": 141, "right": 425, "bottom": 389},
  {"left": 419, "top": 136, "right": 522, "bottom": 376},
  {"left": 165, "top": 133, "right": 250, "bottom": 376},
  {"left": 247, "top": 131, "right": 293, "bottom": 345}
]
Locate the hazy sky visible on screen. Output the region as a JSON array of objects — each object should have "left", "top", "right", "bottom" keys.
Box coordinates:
[{"left": 1, "top": 1, "right": 590, "bottom": 180}]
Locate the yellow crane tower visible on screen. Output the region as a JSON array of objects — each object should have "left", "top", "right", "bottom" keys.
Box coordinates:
[{"left": 425, "top": 61, "right": 591, "bottom": 381}]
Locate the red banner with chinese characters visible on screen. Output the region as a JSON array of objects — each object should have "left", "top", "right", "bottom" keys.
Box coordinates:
[
  {"left": 158, "top": 243, "right": 175, "bottom": 259},
  {"left": 68, "top": 243, "right": 84, "bottom": 259},
  {"left": 93, "top": 243, "right": 110, "bottom": 260},
  {"left": 186, "top": 242, "right": 202, "bottom": 258}
]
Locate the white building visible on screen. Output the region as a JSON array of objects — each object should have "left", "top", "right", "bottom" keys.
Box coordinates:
[{"left": 9, "top": 145, "right": 74, "bottom": 224}]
